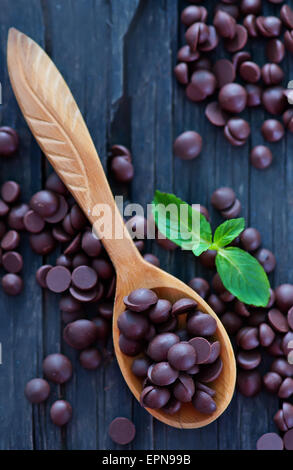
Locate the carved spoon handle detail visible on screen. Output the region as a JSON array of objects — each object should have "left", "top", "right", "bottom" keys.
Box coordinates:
[{"left": 7, "top": 28, "right": 140, "bottom": 271}]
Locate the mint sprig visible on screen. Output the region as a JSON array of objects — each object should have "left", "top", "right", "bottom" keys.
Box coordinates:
[{"left": 152, "top": 190, "right": 270, "bottom": 307}]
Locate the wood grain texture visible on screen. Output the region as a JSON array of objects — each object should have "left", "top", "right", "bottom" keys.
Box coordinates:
[{"left": 0, "top": 0, "right": 289, "bottom": 448}]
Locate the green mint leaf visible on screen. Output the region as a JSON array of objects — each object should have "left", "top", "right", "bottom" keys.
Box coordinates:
[
  {"left": 212, "top": 218, "right": 245, "bottom": 249},
  {"left": 215, "top": 247, "right": 270, "bottom": 307},
  {"left": 152, "top": 190, "right": 212, "bottom": 252}
]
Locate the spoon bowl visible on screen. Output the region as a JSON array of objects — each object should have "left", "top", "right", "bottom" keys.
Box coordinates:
[
  {"left": 114, "top": 260, "right": 236, "bottom": 428},
  {"left": 7, "top": 28, "right": 236, "bottom": 429}
]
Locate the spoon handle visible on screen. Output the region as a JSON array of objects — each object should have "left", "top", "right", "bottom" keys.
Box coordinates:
[{"left": 7, "top": 28, "right": 141, "bottom": 271}]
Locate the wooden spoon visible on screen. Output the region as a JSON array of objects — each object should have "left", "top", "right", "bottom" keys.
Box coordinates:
[{"left": 7, "top": 28, "right": 236, "bottom": 429}]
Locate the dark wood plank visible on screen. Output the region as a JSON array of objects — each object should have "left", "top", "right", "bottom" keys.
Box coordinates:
[{"left": 0, "top": 0, "right": 46, "bottom": 450}]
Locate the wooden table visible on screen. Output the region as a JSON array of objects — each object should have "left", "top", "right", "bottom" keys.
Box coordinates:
[{"left": 0, "top": 0, "right": 290, "bottom": 450}]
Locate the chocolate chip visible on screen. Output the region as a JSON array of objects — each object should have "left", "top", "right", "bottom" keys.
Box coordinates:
[
  {"left": 181, "top": 5, "right": 208, "bottom": 26},
  {"left": 148, "top": 299, "right": 171, "bottom": 324},
  {"left": 240, "top": 227, "right": 261, "bottom": 251},
  {"left": 254, "top": 248, "right": 276, "bottom": 273},
  {"left": 185, "top": 22, "right": 210, "bottom": 52},
  {"left": 199, "top": 249, "right": 217, "bottom": 269},
  {"left": 177, "top": 45, "right": 199, "bottom": 63},
  {"left": 70, "top": 205, "right": 87, "bottom": 230},
  {"left": 268, "top": 308, "right": 289, "bottom": 333},
  {"left": 30, "top": 190, "right": 59, "bottom": 218},
  {"left": 63, "top": 319, "right": 98, "bottom": 349},
  {"left": 29, "top": 230, "right": 56, "bottom": 255},
  {"left": 111, "top": 156, "right": 134, "bottom": 183},
  {"left": 221, "top": 198, "right": 241, "bottom": 219},
  {"left": 256, "top": 433, "right": 284, "bottom": 450},
  {"left": 64, "top": 233, "right": 81, "bottom": 256},
  {"left": 79, "top": 348, "right": 102, "bottom": 370},
  {"left": 280, "top": 4, "right": 293, "bottom": 29},
  {"left": 275, "top": 284, "right": 293, "bottom": 311},
  {"left": 50, "top": 400, "right": 72, "bottom": 426},
  {"left": 43, "top": 353, "right": 72, "bottom": 384},
  {"left": 211, "top": 187, "right": 236, "bottom": 210},
  {"left": 2, "top": 251, "right": 23, "bottom": 273},
  {"left": 213, "top": 10, "right": 236, "bottom": 39},
  {"left": 205, "top": 101, "right": 229, "bottom": 127},
  {"left": 271, "top": 358, "right": 293, "bottom": 378},
  {"left": 278, "top": 378, "right": 293, "bottom": 399},
  {"left": 207, "top": 294, "right": 226, "bottom": 315},
  {"left": 150, "top": 362, "right": 179, "bottom": 386},
  {"left": 219, "top": 83, "right": 247, "bottom": 113},
  {"left": 147, "top": 333, "right": 180, "bottom": 362},
  {"left": 259, "top": 323, "right": 275, "bottom": 347},
  {"left": 143, "top": 253, "right": 160, "bottom": 267},
  {"left": 168, "top": 342, "right": 197, "bottom": 371},
  {"left": 45, "top": 195, "right": 68, "bottom": 223},
  {"left": 23, "top": 210, "right": 45, "bottom": 233},
  {"left": 221, "top": 311, "right": 244, "bottom": 335},
  {"left": 237, "top": 349, "right": 261, "bottom": 370},
  {"left": 192, "top": 390, "right": 217, "bottom": 414},
  {"left": 261, "top": 119, "right": 284, "bottom": 142},
  {"left": 224, "top": 24, "right": 248, "bottom": 52},
  {"left": 2, "top": 273, "right": 23, "bottom": 295},
  {"left": 189, "top": 337, "right": 211, "bottom": 364},
  {"left": 174, "top": 63, "right": 188, "bottom": 85},
  {"left": 283, "top": 109, "right": 293, "bottom": 132},
  {"left": 71, "top": 265, "right": 97, "bottom": 291},
  {"left": 0, "top": 199, "right": 9, "bottom": 217},
  {"left": 124, "top": 288, "right": 158, "bottom": 312},
  {"left": 243, "top": 14, "right": 258, "bottom": 37},
  {"left": 118, "top": 309, "right": 149, "bottom": 340},
  {"left": 237, "top": 370, "right": 262, "bottom": 396},
  {"left": 246, "top": 84, "right": 262, "bottom": 107},
  {"left": 140, "top": 385, "right": 170, "bottom": 409},
  {"left": 8, "top": 203, "right": 29, "bottom": 230},
  {"left": 239, "top": 61, "right": 261, "bottom": 83},
  {"left": 250, "top": 145, "right": 273, "bottom": 170},
  {"left": 241, "top": 0, "right": 261, "bottom": 15},
  {"left": 59, "top": 293, "right": 82, "bottom": 313},
  {"left": 187, "top": 311, "right": 217, "bottom": 336},
  {"left": 266, "top": 38, "right": 285, "bottom": 64},
  {"left": 108, "top": 417, "right": 136, "bottom": 445},
  {"left": 263, "top": 371, "right": 282, "bottom": 394},
  {"left": 256, "top": 16, "right": 282, "bottom": 38},
  {"left": 172, "top": 298, "right": 197, "bottom": 316},
  {"left": 188, "top": 277, "right": 210, "bottom": 299},
  {"left": 173, "top": 374, "right": 195, "bottom": 402},
  {"left": 36, "top": 264, "right": 52, "bottom": 288},
  {"left": 24, "top": 378, "right": 50, "bottom": 404},
  {"left": 284, "top": 30, "right": 293, "bottom": 53},
  {"left": 46, "top": 266, "right": 71, "bottom": 293},
  {"left": 1, "top": 181, "right": 20, "bottom": 204},
  {"left": 186, "top": 70, "right": 217, "bottom": 102},
  {"left": 213, "top": 59, "right": 235, "bottom": 88},
  {"left": 45, "top": 172, "right": 68, "bottom": 195},
  {"left": 1, "top": 230, "right": 20, "bottom": 251},
  {"left": 0, "top": 127, "right": 19, "bottom": 156},
  {"left": 262, "top": 86, "right": 287, "bottom": 115},
  {"left": 131, "top": 357, "right": 151, "bottom": 378},
  {"left": 284, "top": 429, "right": 293, "bottom": 450},
  {"left": 237, "top": 326, "right": 259, "bottom": 350},
  {"left": 81, "top": 231, "right": 101, "bottom": 257},
  {"left": 173, "top": 131, "right": 203, "bottom": 159},
  {"left": 224, "top": 118, "right": 250, "bottom": 146}
]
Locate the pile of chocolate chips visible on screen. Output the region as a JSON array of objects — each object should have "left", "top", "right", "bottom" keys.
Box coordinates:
[
  {"left": 174, "top": 1, "right": 293, "bottom": 169},
  {"left": 118, "top": 288, "right": 222, "bottom": 416}
]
